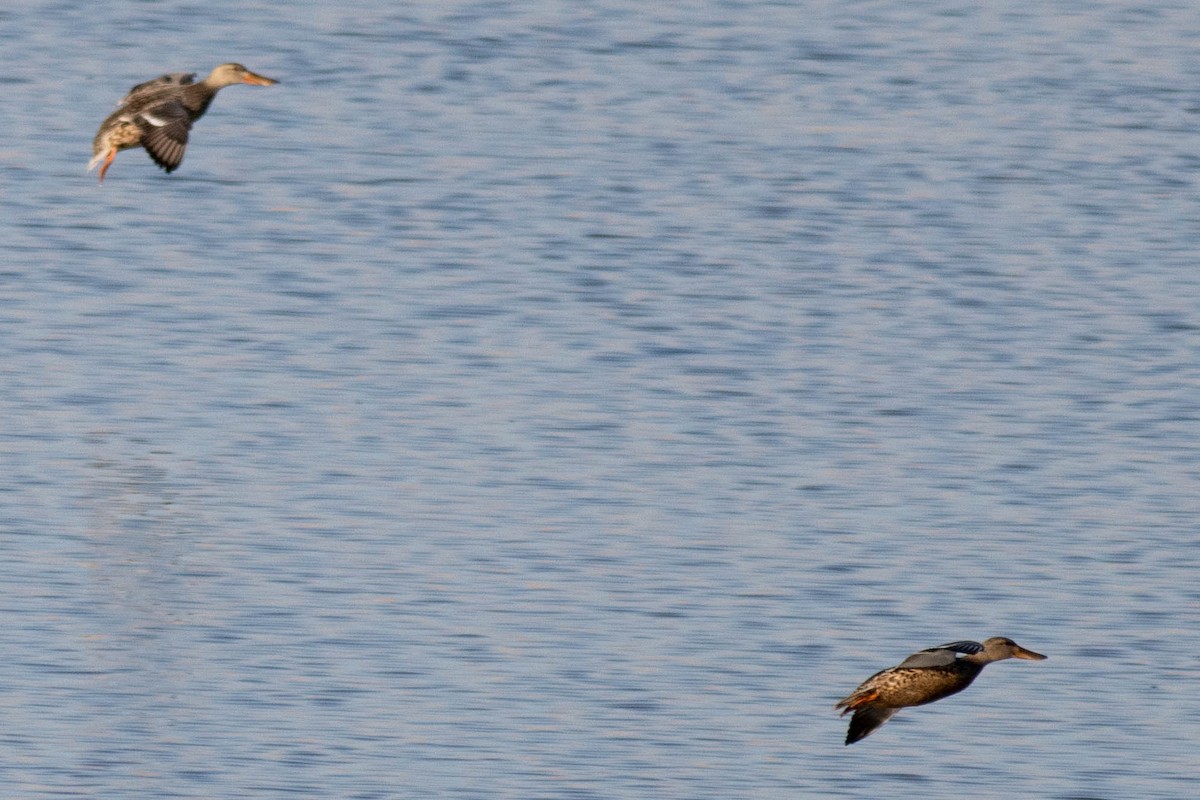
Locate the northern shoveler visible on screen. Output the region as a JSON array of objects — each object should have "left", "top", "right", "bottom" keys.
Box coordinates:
[
  {"left": 88, "top": 63, "right": 278, "bottom": 183},
  {"left": 835, "top": 637, "right": 1046, "bottom": 745}
]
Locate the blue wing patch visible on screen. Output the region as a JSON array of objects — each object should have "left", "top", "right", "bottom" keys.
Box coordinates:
[
  {"left": 896, "top": 640, "right": 984, "bottom": 669},
  {"left": 926, "top": 640, "right": 984, "bottom": 655}
]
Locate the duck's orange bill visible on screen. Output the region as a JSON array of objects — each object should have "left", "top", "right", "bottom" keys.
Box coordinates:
[{"left": 242, "top": 72, "right": 278, "bottom": 86}]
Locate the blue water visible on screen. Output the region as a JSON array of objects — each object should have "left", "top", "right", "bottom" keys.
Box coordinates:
[{"left": 2, "top": 1, "right": 1199, "bottom": 797}]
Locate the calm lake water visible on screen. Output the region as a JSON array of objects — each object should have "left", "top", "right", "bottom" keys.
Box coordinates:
[{"left": 2, "top": 1, "right": 1199, "bottom": 797}]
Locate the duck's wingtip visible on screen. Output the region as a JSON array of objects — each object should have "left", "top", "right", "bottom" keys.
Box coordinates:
[{"left": 843, "top": 706, "right": 899, "bottom": 745}]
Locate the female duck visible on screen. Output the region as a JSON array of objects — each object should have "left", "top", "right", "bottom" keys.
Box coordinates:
[
  {"left": 89, "top": 63, "right": 277, "bottom": 183},
  {"left": 835, "top": 637, "right": 1046, "bottom": 744}
]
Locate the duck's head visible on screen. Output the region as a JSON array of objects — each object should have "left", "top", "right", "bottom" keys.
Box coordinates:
[
  {"left": 978, "top": 637, "right": 1047, "bottom": 663},
  {"left": 204, "top": 63, "right": 278, "bottom": 88}
]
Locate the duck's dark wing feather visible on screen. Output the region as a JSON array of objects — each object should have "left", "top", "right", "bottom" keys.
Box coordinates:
[
  {"left": 896, "top": 640, "right": 983, "bottom": 668},
  {"left": 845, "top": 706, "right": 899, "bottom": 745}
]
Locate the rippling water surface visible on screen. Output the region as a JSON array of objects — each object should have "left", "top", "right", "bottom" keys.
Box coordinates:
[{"left": 2, "top": 1, "right": 1200, "bottom": 798}]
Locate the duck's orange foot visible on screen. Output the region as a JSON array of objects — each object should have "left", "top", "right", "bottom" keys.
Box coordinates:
[
  {"left": 97, "top": 149, "right": 116, "bottom": 184},
  {"left": 838, "top": 690, "right": 880, "bottom": 714}
]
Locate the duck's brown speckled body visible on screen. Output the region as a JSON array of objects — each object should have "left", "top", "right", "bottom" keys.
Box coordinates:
[
  {"left": 89, "top": 63, "right": 277, "bottom": 183},
  {"left": 835, "top": 637, "right": 1046, "bottom": 745}
]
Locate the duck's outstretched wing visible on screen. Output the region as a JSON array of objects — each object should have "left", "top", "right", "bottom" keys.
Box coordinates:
[
  {"left": 135, "top": 99, "right": 194, "bottom": 173},
  {"left": 121, "top": 72, "right": 196, "bottom": 104},
  {"left": 896, "top": 640, "right": 983, "bottom": 668}
]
